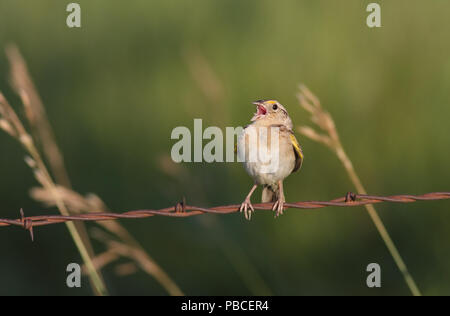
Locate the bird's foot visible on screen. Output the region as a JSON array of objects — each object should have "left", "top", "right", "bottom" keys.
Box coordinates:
[
  {"left": 272, "top": 197, "right": 286, "bottom": 217},
  {"left": 239, "top": 198, "right": 255, "bottom": 220}
]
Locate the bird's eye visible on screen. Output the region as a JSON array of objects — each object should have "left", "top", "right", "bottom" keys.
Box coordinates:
[{"left": 272, "top": 104, "right": 278, "bottom": 110}]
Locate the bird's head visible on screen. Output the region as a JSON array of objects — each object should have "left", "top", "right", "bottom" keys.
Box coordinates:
[{"left": 251, "top": 99, "right": 292, "bottom": 129}]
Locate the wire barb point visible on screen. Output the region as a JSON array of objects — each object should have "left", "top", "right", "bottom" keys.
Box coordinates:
[
  {"left": 19, "top": 208, "right": 34, "bottom": 242},
  {"left": 345, "top": 192, "right": 357, "bottom": 202},
  {"left": 175, "top": 197, "right": 186, "bottom": 213}
]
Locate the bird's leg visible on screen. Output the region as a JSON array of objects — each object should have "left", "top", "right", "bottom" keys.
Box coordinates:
[
  {"left": 240, "top": 184, "right": 258, "bottom": 220},
  {"left": 272, "top": 180, "right": 286, "bottom": 217}
]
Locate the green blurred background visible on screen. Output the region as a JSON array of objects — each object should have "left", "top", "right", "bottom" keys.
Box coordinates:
[{"left": 0, "top": 0, "right": 449, "bottom": 295}]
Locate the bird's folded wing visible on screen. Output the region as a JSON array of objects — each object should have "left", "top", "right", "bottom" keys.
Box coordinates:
[{"left": 290, "top": 133, "right": 303, "bottom": 173}]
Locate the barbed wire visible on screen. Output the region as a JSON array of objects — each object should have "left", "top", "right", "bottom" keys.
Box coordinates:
[{"left": 1, "top": 191, "right": 449, "bottom": 241}]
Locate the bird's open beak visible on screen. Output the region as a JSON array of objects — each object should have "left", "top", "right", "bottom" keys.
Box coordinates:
[{"left": 251, "top": 101, "right": 267, "bottom": 121}]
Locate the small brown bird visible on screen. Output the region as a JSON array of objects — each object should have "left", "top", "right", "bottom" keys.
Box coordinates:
[{"left": 237, "top": 100, "right": 303, "bottom": 219}]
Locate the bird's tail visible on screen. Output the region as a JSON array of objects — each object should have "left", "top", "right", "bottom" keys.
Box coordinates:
[{"left": 262, "top": 184, "right": 279, "bottom": 203}]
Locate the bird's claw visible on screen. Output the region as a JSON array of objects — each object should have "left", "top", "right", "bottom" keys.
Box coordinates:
[
  {"left": 239, "top": 198, "right": 255, "bottom": 220},
  {"left": 272, "top": 198, "right": 285, "bottom": 217}
]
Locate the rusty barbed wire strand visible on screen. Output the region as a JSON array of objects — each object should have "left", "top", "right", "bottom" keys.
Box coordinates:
[{"left": 1, "top": 191, "right": 449, "bottom": 240}]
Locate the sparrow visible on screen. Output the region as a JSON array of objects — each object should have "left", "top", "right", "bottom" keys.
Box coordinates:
[{"left": 237, "top": 99, "right": 303, "bottom": 219}]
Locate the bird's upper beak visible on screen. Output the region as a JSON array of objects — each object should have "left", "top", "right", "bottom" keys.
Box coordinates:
[{"left": 251, "top": 101, "right": 267, "bottom": 121}]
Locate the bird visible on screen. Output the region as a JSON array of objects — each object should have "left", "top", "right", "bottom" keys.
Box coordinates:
[{"left": 237, "top": 99, "right": 303, "bottom": 219}]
